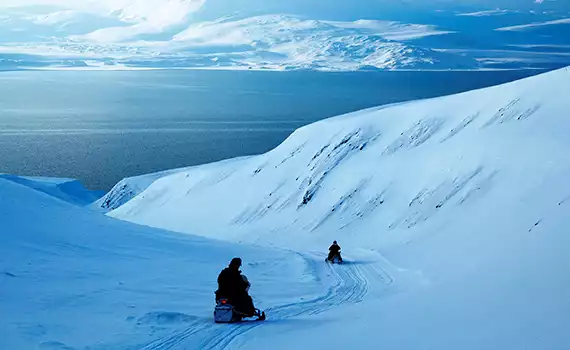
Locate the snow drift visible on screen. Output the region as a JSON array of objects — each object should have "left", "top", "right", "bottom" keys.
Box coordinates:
[{"left": 108, "top": 66, "right": 570, "bottom": 349}]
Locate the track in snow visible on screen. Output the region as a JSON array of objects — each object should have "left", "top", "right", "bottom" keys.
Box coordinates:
[
  {"left": 199, "top": 254, "right": 369, "bottom": 349},
  {"left": 139, "top": 252, "right": 384, "bottom": 350}
]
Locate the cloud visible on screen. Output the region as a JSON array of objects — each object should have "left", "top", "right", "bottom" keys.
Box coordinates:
[
  {"left": 496, "top": 17, "right": 570, "bottom": 31},
  {"left": 29, "top": 10, "right": 79, "bottom": 25},
  {"left": 456, "top": 9, "right": 513, "bottom": 17},
  {"left": 172, "top": 15, "right": 453, "bottom": 48},
  {"left": 324, "top": 20, "right": 454, "bottom": 40},
  {"left": 1, "top": 0, "right": 207, "bottom": 42}
]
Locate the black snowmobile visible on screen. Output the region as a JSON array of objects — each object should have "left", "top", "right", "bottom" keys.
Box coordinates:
[
  {"left": 214, "top": 298, "right": 265, "bottom": 323},
  {"left": 214, "top": 264, "right": 266, "bottom": 323},
  {"left": 326, "top": 253, "right": 343, "bottom": 264},
  {"left": 325, "top": 241, "right": 343, "bottom": 264}
]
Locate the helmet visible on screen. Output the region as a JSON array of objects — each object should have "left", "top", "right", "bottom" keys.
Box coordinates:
[
  {"left": 230, "top": 257, "right": 242, "bottom": 268},
  {"left": 333, "top": 240, "right": 337, "bottom": 244}
]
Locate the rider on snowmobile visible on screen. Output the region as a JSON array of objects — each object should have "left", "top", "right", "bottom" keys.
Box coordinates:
[
  {"left": 215, "top": 257, "right": 263, "bottom": 318},
  {"left": 327, "top": 240, "right": 343, "bottom": 262}
]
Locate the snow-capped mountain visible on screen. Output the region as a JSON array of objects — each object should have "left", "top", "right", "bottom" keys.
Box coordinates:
[
  {"left": 163, "top": 15, "right": 473, "bottom": 70},
  {"left": 1, "top": 12, "right": 475, "bottom": 71}
]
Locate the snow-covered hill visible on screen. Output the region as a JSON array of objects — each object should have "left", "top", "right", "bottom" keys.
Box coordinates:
[
  {"left": 107, "top": 67, "right": 570, "bottom": 348},
  {"left": 1, "top": 177, "right": 332, "bottom": 349},
  {"left": 95, "top": 157, "right": 252, "bottom": 211},
  {"left": 110, "top": 67, "right": 570, "bottom": 246},
  {"left": 94, "top": 166, "right": 194, "bottom": 211}
]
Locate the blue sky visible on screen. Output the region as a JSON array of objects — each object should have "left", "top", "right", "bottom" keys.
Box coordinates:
[{"left": 1, "top": 0, "right": 569, "bottom": 21}]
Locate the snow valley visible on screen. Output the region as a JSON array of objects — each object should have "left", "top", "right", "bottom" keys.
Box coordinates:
[{"left": 2, "top": 66, "right": 570, "bottom": 349}]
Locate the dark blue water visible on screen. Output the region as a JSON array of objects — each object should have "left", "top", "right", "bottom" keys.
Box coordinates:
[{"left": 0, "top": 69, "right": 546, "bottom": 190}]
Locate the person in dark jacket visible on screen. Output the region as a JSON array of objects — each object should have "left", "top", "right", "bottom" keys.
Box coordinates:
[
  {"left": 327, "top": 240, "right": 342, "bottom": 262},
  {"left": 215, "top": 258, "right": 258, "bottom": 317}
]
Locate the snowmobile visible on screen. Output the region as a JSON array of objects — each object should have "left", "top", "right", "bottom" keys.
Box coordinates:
[
  {"left": 325, "top": 253, "right": 343, "bottom": 264},
  {"left": 214, "top": 299, "right": 265, "bottom": 323},
  {"left": 214, "top": 275, "right": 266, "bottom": 323}
]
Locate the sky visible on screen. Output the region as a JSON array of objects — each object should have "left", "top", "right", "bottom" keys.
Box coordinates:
[{"left": 1, "top": 0, "right": 568, "bottom": 22}]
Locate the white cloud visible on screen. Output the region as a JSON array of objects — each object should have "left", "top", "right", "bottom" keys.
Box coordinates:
[
  {"left": 1, "top": 0, "right": 206, "bottom": 42},
  {"left": 172, "top": 15, "right": 453, "bottom": 48},
  {"left": 496, "top": 18, "right": 570, "bottom": 31},
  {"left": 327, "top": 19, "right": 454, "bottom": 40},
  {"left": 456, "top": 9, "right": 513, "bottom": 17},
  {"left": 28, "top": 10, "right": 79, "bottom": 25}
]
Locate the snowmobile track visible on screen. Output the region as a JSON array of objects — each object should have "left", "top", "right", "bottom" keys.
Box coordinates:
[
  {"left": 139, "top": 322, "right": 208, "bottom": 350},
  {"left": 140, "top": 253, "right": 373, "bottom": 350},
  {"left": 198, "top": 253, "right": 370, "bottom": 349}
]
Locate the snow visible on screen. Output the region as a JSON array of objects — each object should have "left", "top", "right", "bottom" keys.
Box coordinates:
[
  {"left": 4, "top": 67, "right": 570, "bottom": 349},
  {"left": 117, "top": 15, "right": 474, "bottom": 71},
  {"left": 109, "top": 66, "right": 570, "bottom": 348},
  {"left": 94, "top": 158, "right": 251, "bottom": 212},
  {"left": 0, "top": 177, "right": 331, "bottom": 349},
  {"left": 110, "top": 67, "right": 570, "bottom": 246},
  {"left": 0, "top": 174, "right": 103, "bottom": 206}
]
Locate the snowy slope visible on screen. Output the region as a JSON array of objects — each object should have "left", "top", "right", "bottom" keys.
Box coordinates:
[
  {"left": 110, "top": 66, "right": 570, "bottom": 246},
  {"left": 94, "top": 166, "right": 192, "bottom": 211},
  {"left": 0, "top": 177, "right": 338, "bottom": 349},
  {"left": 109, "top": 67, "right": 570, "bottom": 348},
  {"left": 95, "top": 157, "right": 251, "bottom": 211},
  {"left": 0, "top": 174, "right": 103, "bottom": 206}
]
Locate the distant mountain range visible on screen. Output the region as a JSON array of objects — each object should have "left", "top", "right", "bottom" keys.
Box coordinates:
[{"left": 1, "top": 2, "right": 569, "bottom": 71}]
